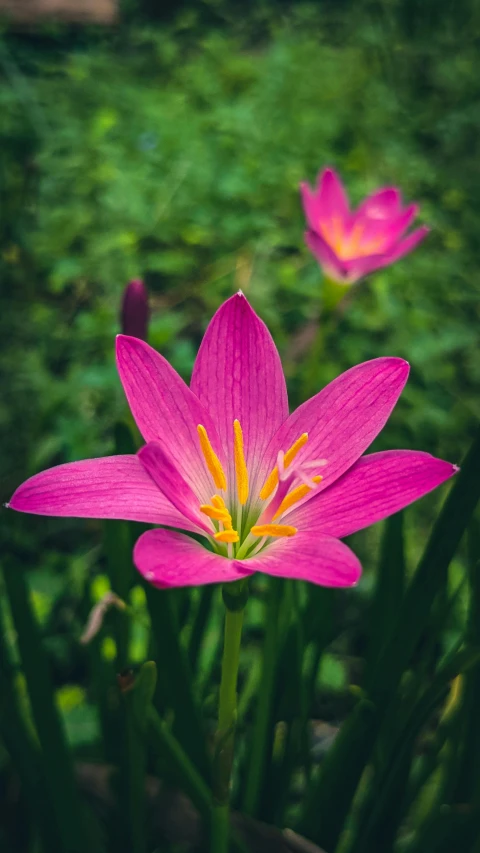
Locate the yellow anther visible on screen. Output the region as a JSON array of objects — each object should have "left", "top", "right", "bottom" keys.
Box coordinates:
[
  {"left": 284, "top": 432, "right": 309, "bottom": 466},
  {"left": 272, "top": 476, "right": 323, "bottom": 520},
  {"left": 214, "top": 530, "right": 240, "bottom": 544},
  {"left": 201, "top": 494, "right": 234, "bottom": 528},
  {"left": 200, "top": 504, "right": 231, "bottom": 522},
  {"left": 233, "top": 419, "right": 249, "bottom": 505},
  {"left": 211, "top": 494, "right": 226, "bottom": 510},
  {"left": 250, "top": 524, "right": 298, "bottom": 538},
  {"left": 259, "top": 433, "right": 309, "bottom": 500},
  {"left": 197, "top": 425, "right": 227, "bottom": 491}
]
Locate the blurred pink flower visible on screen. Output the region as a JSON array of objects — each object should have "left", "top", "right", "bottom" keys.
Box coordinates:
[
  {"left": 301, "top": 167, "right": 429, "bottom": 284},
  {"left": 9, "top": 295, "right": 456, "bottom": 590},
  {"left": 121, "top": 279, "right": 149, "bottom": 340}
]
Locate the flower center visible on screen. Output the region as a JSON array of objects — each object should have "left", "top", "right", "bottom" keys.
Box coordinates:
[
  {"left": 320, "top": 215, "right": 386, "bottom": 260},
  {"left": 196, "top": 421, "right": 326, "bottom": 559}
]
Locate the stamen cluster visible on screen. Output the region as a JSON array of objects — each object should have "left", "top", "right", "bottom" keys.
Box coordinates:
[{"left": 196, "top": 421, "right": 325, "bottom": 559}]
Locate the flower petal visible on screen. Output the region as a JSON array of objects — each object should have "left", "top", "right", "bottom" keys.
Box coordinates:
[
  {"left": 316, "top": 167, "right": 350, "bottom": 218},
  {"left": 377, "top": 226, "right": 430, "bottom": 267},
  {"left": 8, "top": 456, "right": 194, "bottom": 528},
  {"left": 190, "top": 293, "right": 288, "bottom": 487},
  {"left": 339, "top": 225, "right": 429, "bottom": 281},
  {"left": 259, "top": 358, "right": 409, "bottom": 495},
  {"left": 134, "top": 528, "right": 253, "bottom": 589},
  {"left": 116, "top": 335, "right": 224, "bottom": 498},
  {"left": 356, "top": 187, "right": 402, "bottom": 218},
  {"left": 289, "top": 450, "right": 458, "bottom": 537},
  {"left": 245, "top": 531, "right": 361, "bottom": 587},
  {"left": 351, "top": 204, "right": 418, "bottom": 251},
  {"left": 340, "top": 251, "right": 393, "bottom": 282},
  {"left": 305, "top": 230, "right": 349, "bottom": 283},
  {"left": 138, "top": 442, "right": 213, "bottom": 535},
  {"left": 300, "top": 182, "right": 322, "bottom": 231}
]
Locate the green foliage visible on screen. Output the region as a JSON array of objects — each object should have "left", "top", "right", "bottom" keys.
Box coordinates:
[{"left": 1, "top": 2, "right": 480, "bottom": 852}]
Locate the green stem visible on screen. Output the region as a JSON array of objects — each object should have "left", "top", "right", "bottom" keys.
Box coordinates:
[{"left": 211, "top": 582, "right": 247, "bottom": 852}]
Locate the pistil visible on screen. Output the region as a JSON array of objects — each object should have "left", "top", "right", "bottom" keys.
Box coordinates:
[{"left": 259, "top": 432, "right": 309, "bottom": 499}]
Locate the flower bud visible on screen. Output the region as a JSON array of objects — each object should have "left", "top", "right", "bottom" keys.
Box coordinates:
[{"left": 121, "top": 279, "right": 149, "bottom": 340}]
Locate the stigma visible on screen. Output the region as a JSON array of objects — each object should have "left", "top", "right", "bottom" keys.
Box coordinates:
[{"left": 259, "top": 433, "right": 309, "bottom": 499}]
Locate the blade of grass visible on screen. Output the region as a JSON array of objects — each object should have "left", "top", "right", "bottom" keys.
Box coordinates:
[
  {"left": 299, "top": 697, "right": 377, "bottom": 848},
  {"left": 264, "top": 581, "right": 309, "bottom": 825},
  {"left": 130, "top": 662, "right": 211, "bottom": 820},
  {"left": 103, "top": 422, "right": 146, "bottom": 853},
  {"left": 145, "top": 583, "right": 210, "bottom": 781},
  {"left": 364, "top": 512, "right": 405, "bottom": 676},
  {"left": 0, "top": 588, "right": 60, "bottom": 852},
  {"left": 449, "top": 523, "right": 480, "bottom": 807},
  {"left": 403, "top": 807, "right": 480, "bottom": 853},
  {"left": 242, "top": 576, "right": 283, "bottom": 817},
  {"left": 298, "top": 425, "right": 480, "bottom": 850},
  {"left": 188, "top": 584, "right": 215, "bottom": 674},
  {"left": 367, "top": 429, "right": 480, "bottom": 703},
  {"left": 347, "top": 645, "right": 480, "bottom": 853},
  {"left": 2, "top": 562, "right": 100, "bottom": 853}
]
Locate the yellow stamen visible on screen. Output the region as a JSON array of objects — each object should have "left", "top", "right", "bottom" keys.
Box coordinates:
[
  {"left": 201, "top": 494, "right": 234, "bottom": 528},
  {"left": 211, "top": 494, "right": 227, "bottom": 509},
  {"left": 259, "top": 433, "right": 309, "bottom": 500},
  {"left": 251, "top": 524, "right": 297, "bottom": 538},
  {"left": 197, "top": 425, "right": 227, "bottom": 491},
  {"left": 233, "top": 419, "right": 249, "bottom": 505},
  {"left": 272, "top": 476, "right": 323, "bottom": 520},
  {"left": 200, "top": 504, "right": 231, "bottom": 522},
  {"left": 214, "top": 530, "right": 240, "bottom": 544}
]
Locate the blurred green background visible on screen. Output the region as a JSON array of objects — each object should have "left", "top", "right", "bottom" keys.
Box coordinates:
[{"left": 1, "top": 1, "right": 480, "bottom": 851}]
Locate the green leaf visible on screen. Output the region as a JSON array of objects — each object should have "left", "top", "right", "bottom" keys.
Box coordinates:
[
  {"left": 2, "top": 564, "right": 101, "bottom": 853},
  {"left": 365, "top": 511, "right": 406, "bottom": 676},
  {"left": 298, "top": 424, "right": 480, "bottom": 850},
  {"left": 145, "top": 583, "right": 211, "bottom": 781}
]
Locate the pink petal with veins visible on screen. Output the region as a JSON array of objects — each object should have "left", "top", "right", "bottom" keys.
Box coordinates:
[
  {"left": 191, "top": 292, "right": 288, "bottom": 489},
  {"left": 288, "top": 450, "right": 458, "bottom": 536},
  {"left": 116, "top": 335, "right": 224, "bottom": 499},
  {"left": 8, "top": 456, "right": 193, "bottom": 528}
]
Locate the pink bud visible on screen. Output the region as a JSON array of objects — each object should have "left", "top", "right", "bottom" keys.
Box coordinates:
[{"left": 121, "top": 279, "right": 149, "bottom": 340}]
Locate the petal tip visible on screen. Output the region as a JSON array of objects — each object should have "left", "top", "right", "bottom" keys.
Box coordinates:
[
  {"left": 115, "top": 333, "right": 132, "bottom": 357},
  {"left": 374, "top": 355, "right": 410, "bottom": 377},
  {"left": 391, "top": 356, "right": 410, "bottom": 377},
  {"left": 320, "top": 165, "right": 336, "bottom": 180},
  {"left": 116, "top": 332, "right": 140, "bottom": 347}
]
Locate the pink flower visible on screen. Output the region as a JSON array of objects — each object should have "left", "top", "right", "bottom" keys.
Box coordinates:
[
  {"left": 9, "top": 294, "right": 456, "bottom": 589},
  {"left": 301, "top": 167, "right": 429, "bottom": 284},
  {"left": 121, "top": 279, "right": 149, "bottom": 340}
]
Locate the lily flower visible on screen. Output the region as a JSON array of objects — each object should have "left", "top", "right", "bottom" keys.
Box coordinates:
[
  {"left": 9, "top": 294, "right": 456, "bottom": 589},
  {"left": 301, "top": 167, "right": 429, "bottom": 284}
]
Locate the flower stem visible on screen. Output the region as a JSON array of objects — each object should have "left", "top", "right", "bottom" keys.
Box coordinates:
[{"left": 211, "top": 581, "right": 247, "bottom": 852}]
